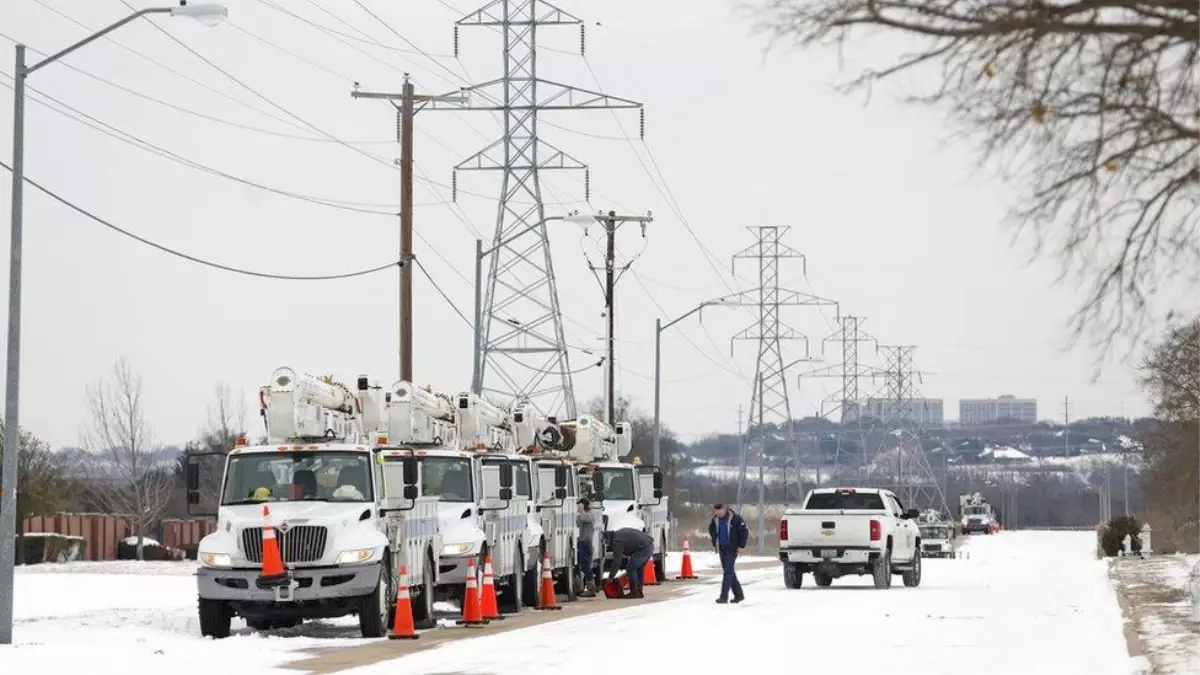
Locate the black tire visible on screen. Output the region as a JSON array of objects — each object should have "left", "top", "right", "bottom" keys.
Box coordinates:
[
  {"left": 522, "top": 542, "right": 544, "bottom": 608},
  {"left": 558, "top": 544, "right": 578, "bottom": 601},
  {"left": 245, "top": 617, "right": 272, "bottom": 631},
  {"left": 198, "top": 597, "right": 231, "bottom": 639},
  {"left": 783, "top": 562, "right": 803, "bottom": 589},
  {"left": 902, "top": 550, "right": 922, "bottom": 588},
  {"left": 499, "top": 547, "right": 524, "bottom": 615},
  {"left": 813, "top": 571, "right": 833, "bottom": 587},
  {"left": 411, "top": 550, "right": 437, "bottom": 630},
  {"left": 653, "top": 534, "right": 667, "bottom": 582},
  {"left": 359, "top": 564, "right": 390, "bottom": 638},
  {"left": 872, "top": 550, "right": 892, "bottom": 589}
]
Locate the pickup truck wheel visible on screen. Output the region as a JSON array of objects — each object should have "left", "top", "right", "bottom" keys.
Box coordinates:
[
  {"left": 813, "top": 571, "right": 833, "bottom": 587},
  {"left": 358, "top": 565, "right": 390, "bottom": 638},
  {"left": 902, "top": 550, "right": 922, "bottom": 587},
  {"left": 198, "top": 597, "right": 231, "bottom": 639},
  {"left": 872, "top": 551, "right": 892, "bottom": 589},
  {"left": 783, "top": 562, "right": 803, "bottom": 589},
  {"left": 411, "top": 550, "right": 436, "bottom": 629}
]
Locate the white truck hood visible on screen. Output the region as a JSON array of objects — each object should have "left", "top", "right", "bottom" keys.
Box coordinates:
[
  {"left": 601, "top": 500, "right": 644, "bottom": 531},
  {"left": 436, "top": 501, "right": 483, "bottom": 552},
  {"left": 221, "top": 499, "right": 372, "bottom": 527}
]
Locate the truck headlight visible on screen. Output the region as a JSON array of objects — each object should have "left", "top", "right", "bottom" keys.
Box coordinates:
[
  {"left": 199, "top": 552, "right": 232, "bottom": 568},
  {"left": 336, "top": 548, "right": 376, "bottom": 565},
  {"left": 440, "top": 542, "right": 475, "bottom": 557}
]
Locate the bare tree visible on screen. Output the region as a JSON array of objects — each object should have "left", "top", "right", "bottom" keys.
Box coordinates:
[
  {"left": 83, "top": 357, "right": 174, "bottom": 560},
  {"left": 752, "top": 1, "right": 1199, "bottom": 354},
  {"left": 203, "top": 381, "right": 248, "bottom": 453}
]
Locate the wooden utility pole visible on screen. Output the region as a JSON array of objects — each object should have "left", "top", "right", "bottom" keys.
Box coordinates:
[{"left": 352, "top": 75, "right": 466, "bottom": 382}]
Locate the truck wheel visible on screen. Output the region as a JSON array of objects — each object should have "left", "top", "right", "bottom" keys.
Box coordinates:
[
  {"left": 783, "top": 562, "right": 803, "bottom": 589},
  {"left": 500, "top": 548, "right": 524, "bottom": 615},
  {"left": 359, "top": 565, "right": 390, "bottom": 638},
  {"left": 557, "top": 544, "right": 578, "bottom": 601},
  {"left": 653, "top": 533, "right": 667, "bottom": 582},
  {"left": 902, "top": 550, "right": 922, "bottom": 588},
  {"left": 522, "top": 543, "right": 544, "bottom": 607},
  {"left": 198, "top": 597, "right": 231, "bottom": 639},
  {"left": 813, "top": 571, "right": 833, "bottom": 587},
  {"left": 872, "top": 551, "right": 892, "bottom": 589},
  {"left": 411, "top": 550, "right": 436, "bottom": 630}
]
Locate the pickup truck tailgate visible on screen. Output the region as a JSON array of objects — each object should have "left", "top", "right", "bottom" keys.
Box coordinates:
[{"left": 785, "top": 512, "right": 880, "bottom": 548}]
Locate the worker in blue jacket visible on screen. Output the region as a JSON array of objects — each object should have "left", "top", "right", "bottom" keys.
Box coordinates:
[{"left": 708, "top": 503, "right": 749, "bottom": 604}]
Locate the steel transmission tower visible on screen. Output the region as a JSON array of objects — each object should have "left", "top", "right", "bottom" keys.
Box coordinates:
[
  {"left": 873, "top": 345, "right": 948, "bottom": 514},
  {"left": 729, "top": 226, "right": 837, "bottom": 553},
  {"left": 431, "top": 1, "right": 643, "bottom": 417}
]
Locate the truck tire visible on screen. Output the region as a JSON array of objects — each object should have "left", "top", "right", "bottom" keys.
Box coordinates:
[
  {"left": 522, "top": 542, "right": 544, "bottom": 607},
  {"left": 198, "top": 597, "right": 231, "bottom": 639},
  {"left": 813, "top": 571, "right": 833, "bottom": 587},
  {"left": 499, "top": 547, "right": 524, "bottom": 615},
  {"left": 872, "top": 550, "right": 892, "bottom": 589},
  {"left": 653, "top": 533, "right": 667, "bottom": 583},
  {"left": 359, "top": 565, "right": 390, "bottom": 638},
  {"left": 902, "top": 550, "right": 922, "bottom": 588},
  {"left": 557, "top": 544, "right": 577, "bottom": 601},
  {"left": 411, "top": 550, "right": 436, "bottom": 630},
  {"left": 783, "top": 562, "right": 803, "bottom": 589}
]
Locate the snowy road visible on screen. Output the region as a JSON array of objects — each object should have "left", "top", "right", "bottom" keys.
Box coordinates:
[
  {"left": 2, "top": 533, "right": 1143, "bottom": 675},
  {"left": 337, "top": 532, "right": 1137, "bottom": 675}
]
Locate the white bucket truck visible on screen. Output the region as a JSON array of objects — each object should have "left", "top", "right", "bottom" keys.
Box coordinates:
[
  {"left": 383, "top": 381, "right": 532, "bottom": 614},
  {"left": 556, "top": 415, "right": 669, "bottom": 581},
  {"left": 959, "top": 492, "right": 998, "bottom": 535},
  {"left": 186, "top": 367, "right": 439, "bottom": 639}
]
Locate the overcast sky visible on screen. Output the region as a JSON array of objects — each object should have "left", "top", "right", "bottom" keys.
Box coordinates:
[{"left": 0, "top": 0, "right": 1172, "bottom": 450}]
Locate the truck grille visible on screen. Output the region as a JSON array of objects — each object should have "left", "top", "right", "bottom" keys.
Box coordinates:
[
  {"left": 923, "top": 544, "right": 942, "bottom": 552},
  {"left": 240, "top": 526, "right": 328, "bottom": 563}
]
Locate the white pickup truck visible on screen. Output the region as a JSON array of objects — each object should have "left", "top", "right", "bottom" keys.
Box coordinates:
[{"left": 778, "top": 487, "right": 923, "bottom": 589}]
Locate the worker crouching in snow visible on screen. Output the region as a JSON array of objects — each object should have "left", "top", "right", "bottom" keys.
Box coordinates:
[{"left": 605, "top": 527, "right": 655, "bottom": 599}]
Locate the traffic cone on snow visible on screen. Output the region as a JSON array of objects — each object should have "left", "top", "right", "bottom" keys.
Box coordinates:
[
  {"left": 536, "top": 550, "right": 561, "bottom": 610},
  {"left": 457, "top": 557, "right": 487, "bottom": 626},
  {"left": 479, "top": 554, "right": 504, "bottom": 621},
  {"left": 643, "top": 555, "right": 659, "bottom": 586},
  {"left": 677, "top": 535, "right": 697, "bottom": 580},
  {"left": 388, "top": 565, "right": 419, "bottom": 640},
  {"left": 258, "top": 505, "right": 288, "bottom": 587}
]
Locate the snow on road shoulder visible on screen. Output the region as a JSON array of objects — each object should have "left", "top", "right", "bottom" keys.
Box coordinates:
[
  {"left": 4, "top": 561, "right": 366, "bottom": 674},
  {"left": 341, "top": 531, "right": 1139, "bottom": 675},
  {"left": 1110, "top": 552, "right": 1200, "bottom": 674}
]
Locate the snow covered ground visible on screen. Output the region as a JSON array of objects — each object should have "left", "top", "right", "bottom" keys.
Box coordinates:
[
  {"left": 1110, "top": 553, "right": 1200, "bottom": 674},
  {"left": 3, "top": 535, "right": 1143, "bottom": 675},
  {"left": 2, "top": 551, "right": 732, "bottom": 672}
]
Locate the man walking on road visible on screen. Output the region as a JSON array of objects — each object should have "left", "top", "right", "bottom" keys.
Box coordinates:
[
  {"left": 606, "top": 526, "right": 654, "bottom": 599},
  {"left": 576, "top": 498, "right": 597, "bottom": 597},
  {"left": 708, "top": 503, "right": 749, "bottom": 604}
]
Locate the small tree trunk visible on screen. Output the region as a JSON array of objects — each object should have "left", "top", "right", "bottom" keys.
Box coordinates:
[{"left": 15, "top": 503, "right": 25, "bottom": 566}]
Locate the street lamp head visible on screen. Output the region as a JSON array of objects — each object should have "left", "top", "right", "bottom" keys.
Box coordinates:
[
  {"left": 170, "top": 2, "right": 228, "bottom": 27},
  {"left": 562, "top": 213, "right": 600, "bottom": 225}
]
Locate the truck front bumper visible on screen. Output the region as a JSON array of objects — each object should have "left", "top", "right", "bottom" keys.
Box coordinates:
[
  {"left": 197, "top": 564, "right": 381, "bottom": 602},
  {"left": 436, "top": 555, "right": 474, "bottom": 585},
  {"left": 778, "top": 546, "right": 880, "bottom": 565}
]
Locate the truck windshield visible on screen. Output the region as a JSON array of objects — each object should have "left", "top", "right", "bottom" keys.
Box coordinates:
[
  {"left": 421, "top": 456, "right": 474, "bottom": 503},
  {"left": 804, "top": 491, "right": 886, "bottom": 510},
  {"left": 964, "top": 505, "right": 989, "bottom": 516},
  {"left": 920, "top": 526, "right": 949, "bottom": 538},
  {"left": 595, "top": 468, "right": 635, "bottom": 500},
  {"left": 221, "top": 451, "right": 372, "bottom": 505}
]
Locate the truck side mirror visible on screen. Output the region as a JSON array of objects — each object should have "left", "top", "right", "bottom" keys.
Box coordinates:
[
  {"left": 499, "top": 462, "right": 514, "bottom": 489},
  {"left": 906, "top": 508, "right": 921, "bottom": 520},
  {"left": 187, "top": 491, "right": 200, "bottom": 505},
  {"left": 402, "top": 457, "right": 418, "bottom": 486},
  {"left": 652, "top": 471, "right": 663, "bottom": 498},
  {"left": 185, "top": 459, "right": 201, "bottom": 492},
  {"left": 403, "top": 485, "right": 419, "bottom": 500},
  {"left": 554, "top": 487, "right": 567, "bottom": 500},
  {"left": 554, "top": 466, "right": 568, "bottom": 489},
  {"left": 591, "top": 473, "right": 603, "bottom": 495}
]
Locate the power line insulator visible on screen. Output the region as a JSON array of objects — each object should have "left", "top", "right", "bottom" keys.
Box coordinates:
[
  {"left": 396, "top": 108, "right": 402, "bottom": 142},
  {"left": 454, "top": 26, "right": 460, "bottom": 57},
  {"left": 639, "top": 108, "right": 645, "bottom": 139},
  {"left": 452, "top": 171, "right": 458, "bottom": 202},
  {"left": 580, "top": 26, "right": 586, "bottom": 56},
  {"left": 584, "top": 169, "right": 591, "bottom": 202}
]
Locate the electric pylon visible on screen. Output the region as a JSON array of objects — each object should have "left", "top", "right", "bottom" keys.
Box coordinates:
[
  {"left": 872, "top": 345, "right": 948, "bottom": 514},
  {"left": 727, "top": 226, "right": 838, "bottom": 553},
  {"left": 426, "top": 1, "right": 644, "bottom": 418}
]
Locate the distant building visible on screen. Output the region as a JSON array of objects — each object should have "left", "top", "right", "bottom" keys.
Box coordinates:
[
  {"left": 843, "top": 398, "right": 944, "bottom": 426},
  {"left": 959, "top": 395, "right": 1038, "bottom": 425}
]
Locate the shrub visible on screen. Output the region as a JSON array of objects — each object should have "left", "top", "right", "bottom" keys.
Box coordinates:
[{"left": 1100, "top": 516, "right": 1143, "bottom": 557}]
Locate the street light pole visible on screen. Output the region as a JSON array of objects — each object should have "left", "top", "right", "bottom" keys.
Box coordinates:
[{"left": 0, "top": 3, "right": 228, "bottom": 646}]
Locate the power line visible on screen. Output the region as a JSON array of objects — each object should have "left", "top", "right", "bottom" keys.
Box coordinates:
[
  {"left": 255, "top": 0, "right": 456, "bottom": 58},
  {"left": 0, "top": 159, "right": 396, "bottom": 281}
]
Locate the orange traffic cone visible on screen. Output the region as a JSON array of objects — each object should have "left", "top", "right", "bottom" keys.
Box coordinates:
[
  {"left": 479, "top": 555, "right": 504, "bottom": 621},
  {"left": 258, "top": 505, "right": 288, "bottom": 587},
  {"left": 457, "top": 557, "right": 486, "bottom": 626},
  {"left": 388, "top": 565, "right": 419, "bottom": 640},
  {"left": 643, "top": 555, "right": 659, "bottom": 586},
  {"left": 677, "top": 535, "right": 697, "bottom": 580},
  {"left": 536, "top": 550, "right": 561, "bottom": 610}
]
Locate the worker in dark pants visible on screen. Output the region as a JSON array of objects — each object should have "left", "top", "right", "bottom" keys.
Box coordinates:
[
  {"left": 606, "top": 527, "right": 654, "bottom": 599},
  {"left": 708, "top": 503, "right": 749, "bottom": 604},
  {"left": 576, "top": 498, "right": 597, "bottom": 597}
]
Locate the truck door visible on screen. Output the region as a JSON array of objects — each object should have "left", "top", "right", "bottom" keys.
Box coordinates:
[{"left": 888, "top": 494, "right": 916, "bottom": 559}]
